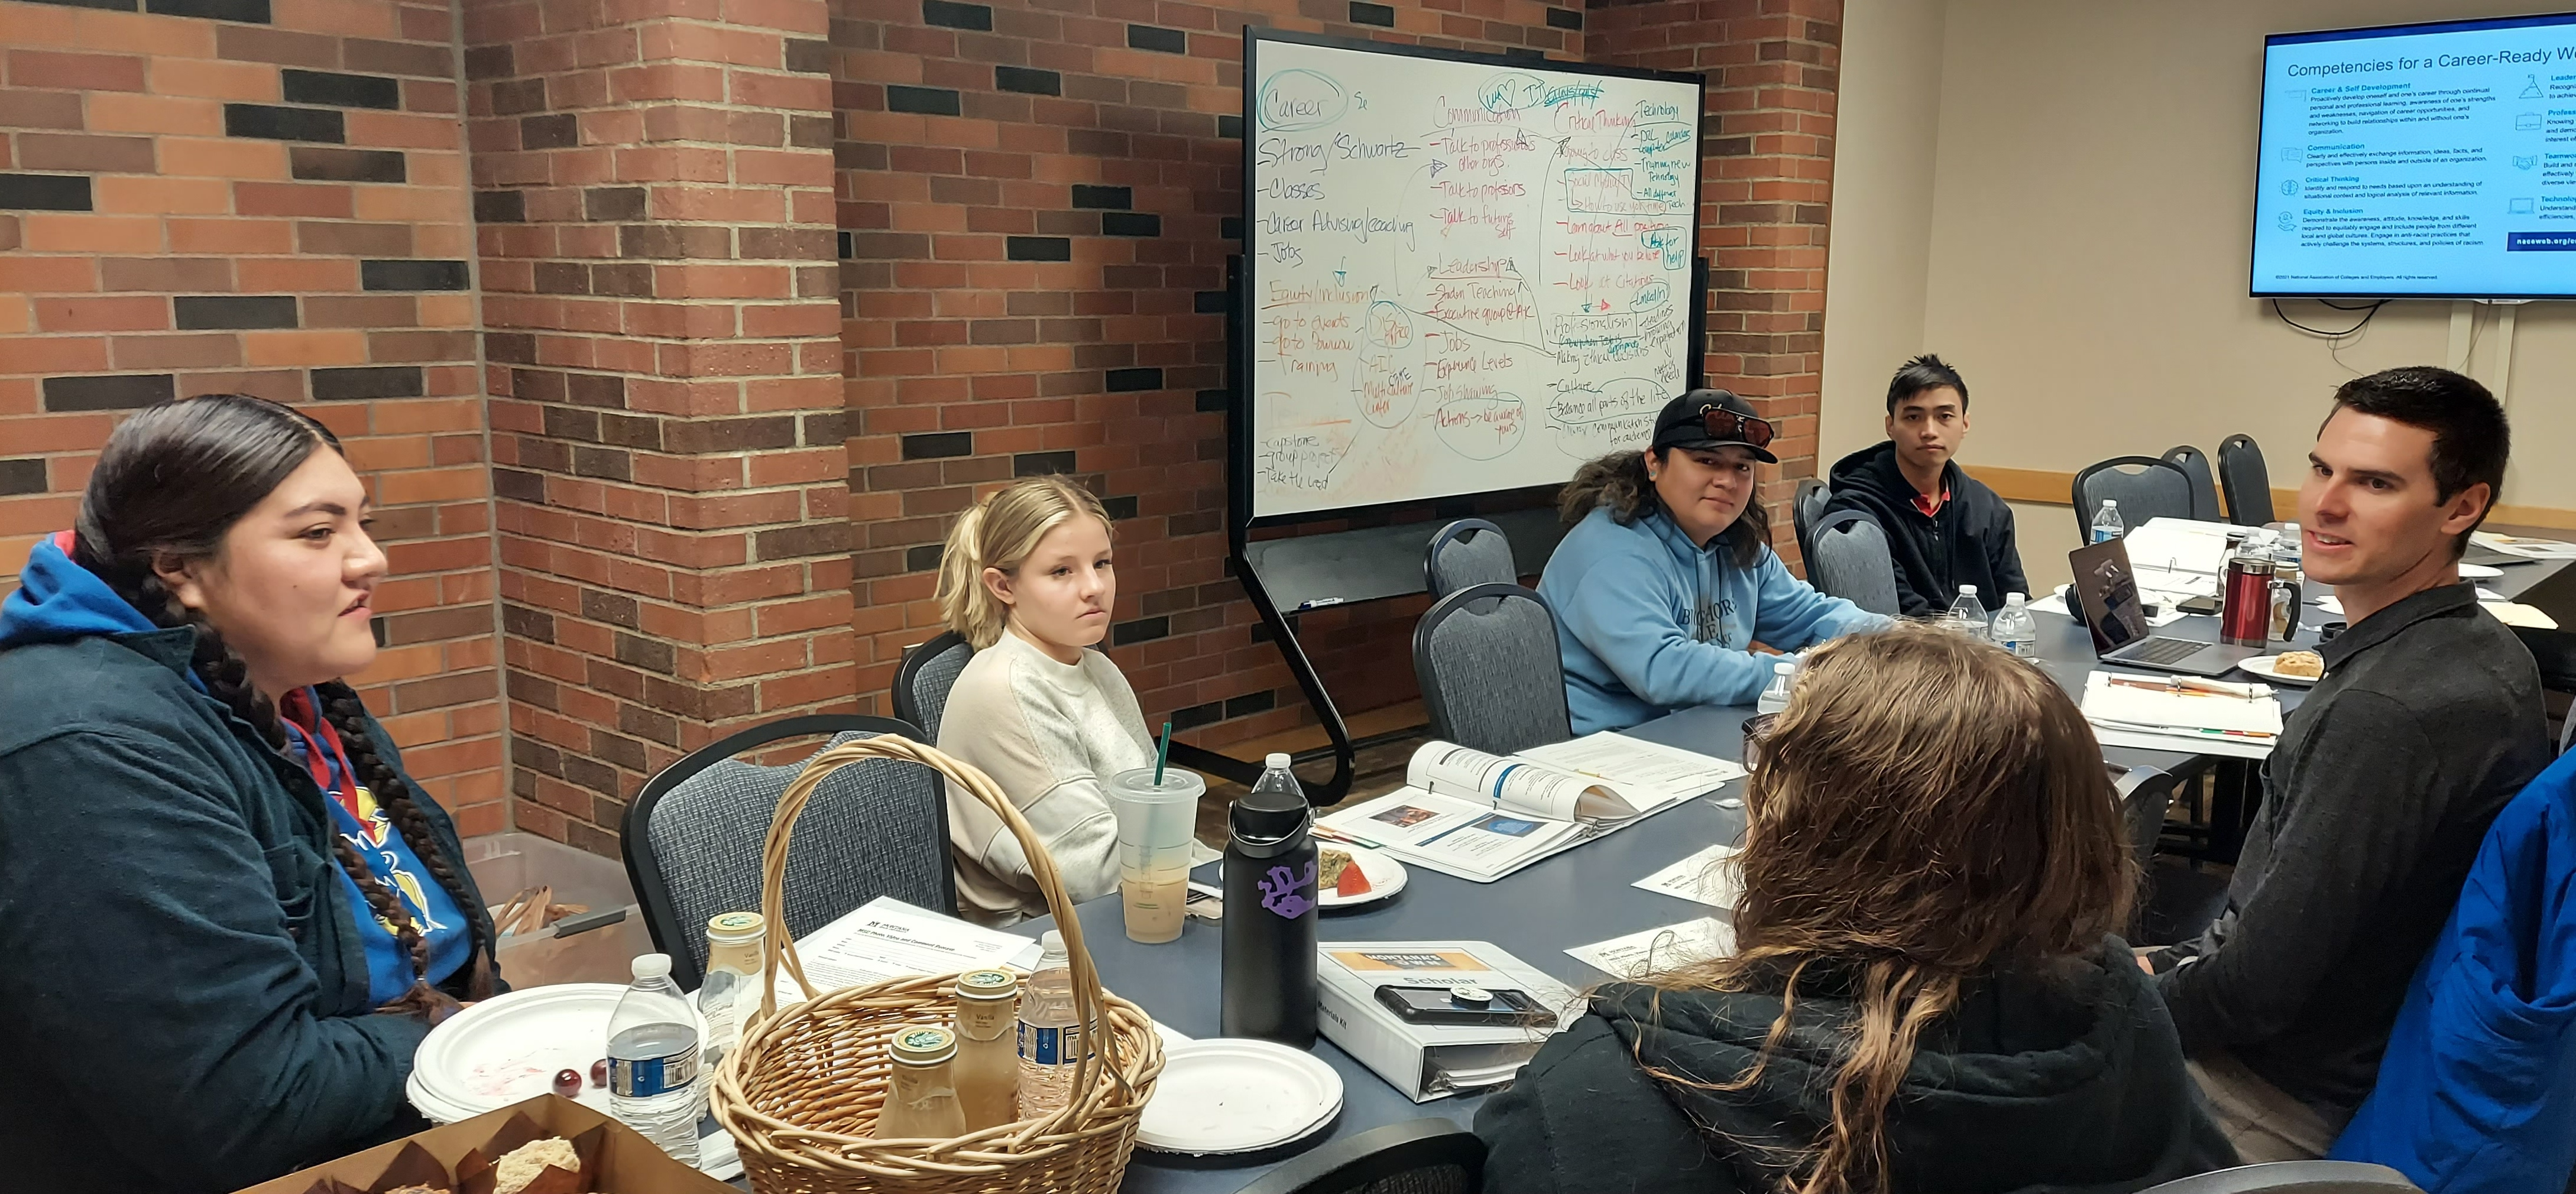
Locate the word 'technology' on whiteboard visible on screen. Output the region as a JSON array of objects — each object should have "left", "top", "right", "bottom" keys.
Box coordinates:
[{"left": 1246, "top": 37, "right": 1703, "bottom": 519}]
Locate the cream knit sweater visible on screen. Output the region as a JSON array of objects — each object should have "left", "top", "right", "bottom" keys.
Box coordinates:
[{"left": 935, "top": 630, "right": 1156, "bottom": 924}]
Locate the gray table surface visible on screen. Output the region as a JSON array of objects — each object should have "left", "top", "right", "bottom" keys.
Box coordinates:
[{"left": 1032, "top": 557, "right": 2568, "bottom": 1193}]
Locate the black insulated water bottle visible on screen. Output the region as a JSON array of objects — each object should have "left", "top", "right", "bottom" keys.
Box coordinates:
[{"left": 1221, "top": 751, "right": 1318, "bottom": 1046}]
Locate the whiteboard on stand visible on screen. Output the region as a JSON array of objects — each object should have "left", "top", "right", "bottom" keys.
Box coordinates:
[{"left": 1243, "top": 31, "right": 1705, "bottom": 521}]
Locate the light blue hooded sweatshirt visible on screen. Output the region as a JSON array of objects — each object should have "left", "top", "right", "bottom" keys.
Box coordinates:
[{"left": 1539, "top": 505, "right": 1890, "bottom": 734}]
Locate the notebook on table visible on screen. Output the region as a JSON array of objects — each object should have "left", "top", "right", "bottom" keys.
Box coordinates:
[{"left": 2068, "top": 538, "right": 2262, "bottom": 678}]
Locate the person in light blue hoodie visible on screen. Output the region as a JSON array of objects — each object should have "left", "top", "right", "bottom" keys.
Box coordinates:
[{"left": 1541, "top": 389, "right": 1890, "bottom": 733}]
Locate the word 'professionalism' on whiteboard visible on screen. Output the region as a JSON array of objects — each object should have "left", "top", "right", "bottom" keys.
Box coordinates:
[{"left": 1247, "top": 36, "right": 1702, "bottom": 519}]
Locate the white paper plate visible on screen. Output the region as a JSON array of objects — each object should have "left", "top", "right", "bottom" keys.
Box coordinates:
[
  {"left": 1318, "top": 843, "right": 1407, "bottom": 910},
  {"left": 1137, "top": 1039, "right": 1343, "bottom": 1155},
  {"left": 2237, "top": 654, "right": 2322, "bottom": 687},
  {"left": 2461, "top": 563, "right": 2503, "bottom": 579},
  {"left": 413, "top": 982, "right": 689, "bottom": 1118}
]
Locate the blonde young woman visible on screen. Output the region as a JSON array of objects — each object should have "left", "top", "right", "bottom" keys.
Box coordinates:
[
  {"left": 1475, "top": 624, "right": 2234, "bottom": 1194},
  {"left": 932, "top": 477, "right": 1156, "bottom": 924}
]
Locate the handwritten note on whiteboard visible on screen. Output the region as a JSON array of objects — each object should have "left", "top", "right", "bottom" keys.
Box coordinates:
[{"left": 1245, "top": 34, "right": 1704, "bottom": 519}]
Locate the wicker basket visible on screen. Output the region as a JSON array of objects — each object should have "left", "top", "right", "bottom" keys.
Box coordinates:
[{"left": 709, "top": 734, "right": 1165, "bottom": 1193}]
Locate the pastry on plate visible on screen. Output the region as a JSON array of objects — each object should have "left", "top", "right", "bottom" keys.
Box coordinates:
[{"left": 2272, "top": 650, "right": 2323, "bottom": 679}]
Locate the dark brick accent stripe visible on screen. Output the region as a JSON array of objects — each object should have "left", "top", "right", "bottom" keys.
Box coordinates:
[
  {"left": 886, "top": 86, "right": 961, "bottom": 116},
  {"left": 175, "top": 294, "right": 297, "bottom": 329},
  {"left": 0, "top": 174, "right": 91, "bottom": 211},
  {"left": 223, "top": 103, "right": 344, "bottom": 142},
  {"left": 1127, "top": 24, "right": 1185, "bottom": 53},
  {"left": 361, "top": 259, "right": 471, "bottom": 290},
  {"left": 1105, "top": 366, "right": 1162, "bottom": 392},
  {"left": 1070, "top": 184, "right": 1130, "bottom": 210},
  {"left": 310, "top": 365, "right": 425, "bottom": 400},
  {"left": 1006, "top": 236, "right": 1070, "bottom": 261},
  {"left": 44, "top": 374, "right": 174, "bottom": 412},
  {"left": 921, "top": 0, "right": 989, "bottom": 30},
  {"left": 901, "top": 431, "right": 973, "bottom": 459},
  {"left": 281, "top": 69, "right": 399, "bottom": 109},
  {"left": 995, "top": 66, "right": 1059, "bottom": 96}
]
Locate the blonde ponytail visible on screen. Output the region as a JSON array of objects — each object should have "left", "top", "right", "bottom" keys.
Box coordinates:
[{"left": 931, "top": 476, "right": 1114, "bottom": 649}]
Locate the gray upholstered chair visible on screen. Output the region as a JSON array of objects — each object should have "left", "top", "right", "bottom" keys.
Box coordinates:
[
  {"left": 2163, "top": 444, "right": 2224, "bottom": 522},
  {"left": 1806, "top": 510, "right": 1902, "bottom": 617},
  {"left": 1792, "top": 477, "right": 1832, "bottom": 563},
  {"left": 2112, "top": 763, "right": 2178, "bottom": 864},
  {"left": 621, "top": 715, "right": 952, "bottom": 989},
  {"left": 1239, "top": 1118, "right": 1483, "bottom": 1194},
  {"left": 1413, "top": 582, "right": 1572, "bottom": 756},
  {"left": 2072, "top": 456, "right": 2197, "bottom": 538},
  {"left": 2219, "top": 433, "right": 2277, "bottom": 525},
  {"left": 892, "top": 630, "right": 974, "bottom": 743},
  {"left": 1424, "top": 518, "right": 1518, "bottom": 601},
  {"left": 2137, "top": 1161, "right": 2421, "bottom": 1192}
]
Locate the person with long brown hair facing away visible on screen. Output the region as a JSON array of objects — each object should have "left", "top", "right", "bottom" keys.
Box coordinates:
[
  {"left": 932, "top": 476, "right": 1159, "bottom": 924},
  {"left": 1475, "top": 624, "right": 2233, "bottom": 1194},
  {"left": 0, "top": 395, "right": 501, "bottom": 1194}
]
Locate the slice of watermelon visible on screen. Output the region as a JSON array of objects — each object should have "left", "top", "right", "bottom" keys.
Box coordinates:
[{"left": 1335, "top": 860, "right": 1372, "bottom": 897}]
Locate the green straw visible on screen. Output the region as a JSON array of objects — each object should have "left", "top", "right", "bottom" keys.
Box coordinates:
[{"left": 1153, "top": 721, "right": 1172, "bottom": 785}]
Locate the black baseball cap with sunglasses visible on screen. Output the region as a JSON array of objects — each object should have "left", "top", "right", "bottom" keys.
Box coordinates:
[{"left": 1649, "top": 388, "right": 1778, "bottom": 464}]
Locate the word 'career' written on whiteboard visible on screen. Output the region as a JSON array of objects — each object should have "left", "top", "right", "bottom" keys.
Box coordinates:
[{"left": 1248, "top": 40, "right": 1701, "bottom": 518}]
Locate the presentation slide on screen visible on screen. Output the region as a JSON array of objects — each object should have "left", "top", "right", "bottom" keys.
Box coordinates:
[{"left": 2253, "top": 14, "right": 2576, "bottom": 297}]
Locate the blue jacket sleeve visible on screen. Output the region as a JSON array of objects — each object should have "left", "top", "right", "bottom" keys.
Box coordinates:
[
  {"left": 1748, "top": 549, "right": 1890, "bottom": 653},
  {"left": 1553, "top": 543, "right": 1788, "bottom": 709},
  {"left": 0, "top": 728, "right": 429, "bottom": 1190}
]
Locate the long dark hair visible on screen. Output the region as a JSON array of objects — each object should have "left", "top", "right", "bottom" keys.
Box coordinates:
[
  {"left": 1559, "top": 448, "right": 1770, "bottom": 569},
  {"left": 1639, "top": 625, "right": 2133, "bottom": 1193},
  {"left": 73, "top": 394, "right": 494, "bottom": 1014}
]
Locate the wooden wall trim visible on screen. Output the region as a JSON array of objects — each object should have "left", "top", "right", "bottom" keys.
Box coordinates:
[{"left": 1959, "top": 463, "right": 2576, "bottom": 533}]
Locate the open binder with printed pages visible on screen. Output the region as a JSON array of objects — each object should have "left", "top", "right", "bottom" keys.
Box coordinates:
[{"left": 1314, "top": 734, "right": 1745, "bottom": 882}]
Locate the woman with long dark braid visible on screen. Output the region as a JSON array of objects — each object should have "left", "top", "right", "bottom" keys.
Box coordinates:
[{"left": 0, "top": 394, "right": 501, "bottom": 1193}]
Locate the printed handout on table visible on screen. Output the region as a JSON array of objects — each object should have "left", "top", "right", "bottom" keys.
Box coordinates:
[
  {"left": 1315, "top": 736, "right": 1706, "bottom": 881},
  {"left": 767, "top": 897, "right": 1044, "bottom": 1005},
  {"left": 1566, "top": 918, "right": 1736, "bottom": 979},
  {"left": 1632, "top": 843, "right": 1742, "bottom": 908}
]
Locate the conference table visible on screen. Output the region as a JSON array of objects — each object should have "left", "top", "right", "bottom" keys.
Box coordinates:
[{"left": 1027, "top": 556, "right": 2569, "bottom": 1194}]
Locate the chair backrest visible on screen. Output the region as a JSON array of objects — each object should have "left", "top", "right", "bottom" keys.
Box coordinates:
[
  {"left": 2561, "top": 708, "right": 2574, "bottom": 756},
  {"left": 1414, "top": 583, "right": 1573, "bottom": 755},
  {"left": 1807, "top": 509, "right": 1902, "bottom": 617},
  {"left": 2164, "top": 444, "right": 2224, "bottom": 522},
  {"left": 2219, "top": 433, "right": 2277, "bottom": 525},
  {"left": 2137, "top": 1160, "right": 2421, "bottom": 1193},
  {"left": 1239, "top": 1118, "right": 1485, "bottom": 1194},
  {"left": 622, "top": 715, "right": 952, "bottom": 989},
  {"left": 2112, "top": 763, "right": 2178, "bottom": 863},
  {"left": 1424, "top": 518, "right": 1518, "bottom": 601},
  {"left": 893, "top": 630, "right": 974, "bottom": 743},
  {"left": 2072, "top": 456, "right": 2198, "bottom": 539},
  {"left": 1793, "top": 477, "right": 1832, "bottom": 563}
]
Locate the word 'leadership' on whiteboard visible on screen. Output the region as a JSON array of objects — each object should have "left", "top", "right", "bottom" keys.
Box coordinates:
[{"left": 1246, "top": 35, "right": 1703, "bottom": 520}]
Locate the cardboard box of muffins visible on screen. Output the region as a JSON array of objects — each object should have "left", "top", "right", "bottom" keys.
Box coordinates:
[{"left": 234, "top": 1095, "right": 734, "bottom": 1194}]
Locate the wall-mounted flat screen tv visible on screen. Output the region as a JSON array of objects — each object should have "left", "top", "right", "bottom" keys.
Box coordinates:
[{"left": 2252, "top": 12, "right": 2576, "bottom": 298}]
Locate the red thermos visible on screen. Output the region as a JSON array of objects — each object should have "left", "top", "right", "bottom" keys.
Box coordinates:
[{"left": 2221, "top": 547, "right": 2277, "bottom": 647}]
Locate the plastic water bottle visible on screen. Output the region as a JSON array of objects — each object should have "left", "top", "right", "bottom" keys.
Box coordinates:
[
  {"left": 608, "top": 953, "right": 702, "bottom": 1166},
  {"left": 1755, "top": 660, "right": 1794, "bottom": 715},
  {"left": 1015, "top": 931, "right": 1083, "bottom": 1117},
  {"left": 2091, "top": 499, "right": 2124, "bottom": 543},
  {"left": 1946, "top": 585, "right": 1987, "bottom": 639},
  {"left": 1221, "top": 752, "right": 1318, "bottom": 1046},
  {"left": 1991, "top": 592, "right": 2039, "bottom": 658}
]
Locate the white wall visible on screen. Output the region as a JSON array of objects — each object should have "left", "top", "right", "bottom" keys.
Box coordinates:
[{"left": 1823, "top": 0, "right": 2576, "bottom": 518}]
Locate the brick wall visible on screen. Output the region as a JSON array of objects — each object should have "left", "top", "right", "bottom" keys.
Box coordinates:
[
  {"left": 1590, "top": 0, "right": 1842, "bottom": 569},
  {"left": 0, "top": 0, "right": 506, "bottom": 836},
  {"left": 1, "top": 0, "right": 1843, "bottom": 857},
  {"left": 832, "top": 0, "right": 1586, "bottom": 749},
  {"left": 461, "top": 0, "right": 853, "bottom": 852}
]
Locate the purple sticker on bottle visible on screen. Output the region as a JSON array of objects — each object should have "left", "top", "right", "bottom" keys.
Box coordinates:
[{"left": 1258, "top": 860, "right": 1316, "bottom": 919}]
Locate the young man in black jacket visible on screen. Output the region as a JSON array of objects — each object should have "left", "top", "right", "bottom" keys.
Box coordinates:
[
  {"left": 2144, "top": 367, "right": 2551, "bottom": 1161},
  {"left": 1820, "top": 354, "right": 2026, "bottom": 615}
]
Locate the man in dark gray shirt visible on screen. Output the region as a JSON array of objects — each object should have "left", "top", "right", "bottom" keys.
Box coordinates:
[{"left": 2147, "top": 367, "right": 2550, "bottom": 1160}]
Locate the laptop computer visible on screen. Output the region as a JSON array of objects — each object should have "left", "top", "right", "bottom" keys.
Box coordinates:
[
  {"left": 2462, "top": 542, "right": 2535, "bottom": 569},
  {"left": 2068, "top": 538, "right": 2264, "bottom": 677}
]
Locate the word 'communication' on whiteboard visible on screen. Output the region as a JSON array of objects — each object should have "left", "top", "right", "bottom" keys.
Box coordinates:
[{"left": 1246, "top": 35, "right": 1703, "bottom": 520}]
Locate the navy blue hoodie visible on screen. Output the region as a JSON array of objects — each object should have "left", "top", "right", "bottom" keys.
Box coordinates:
[{"left": 0, "top": 533, "right": 498, "bottom": 1193}]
